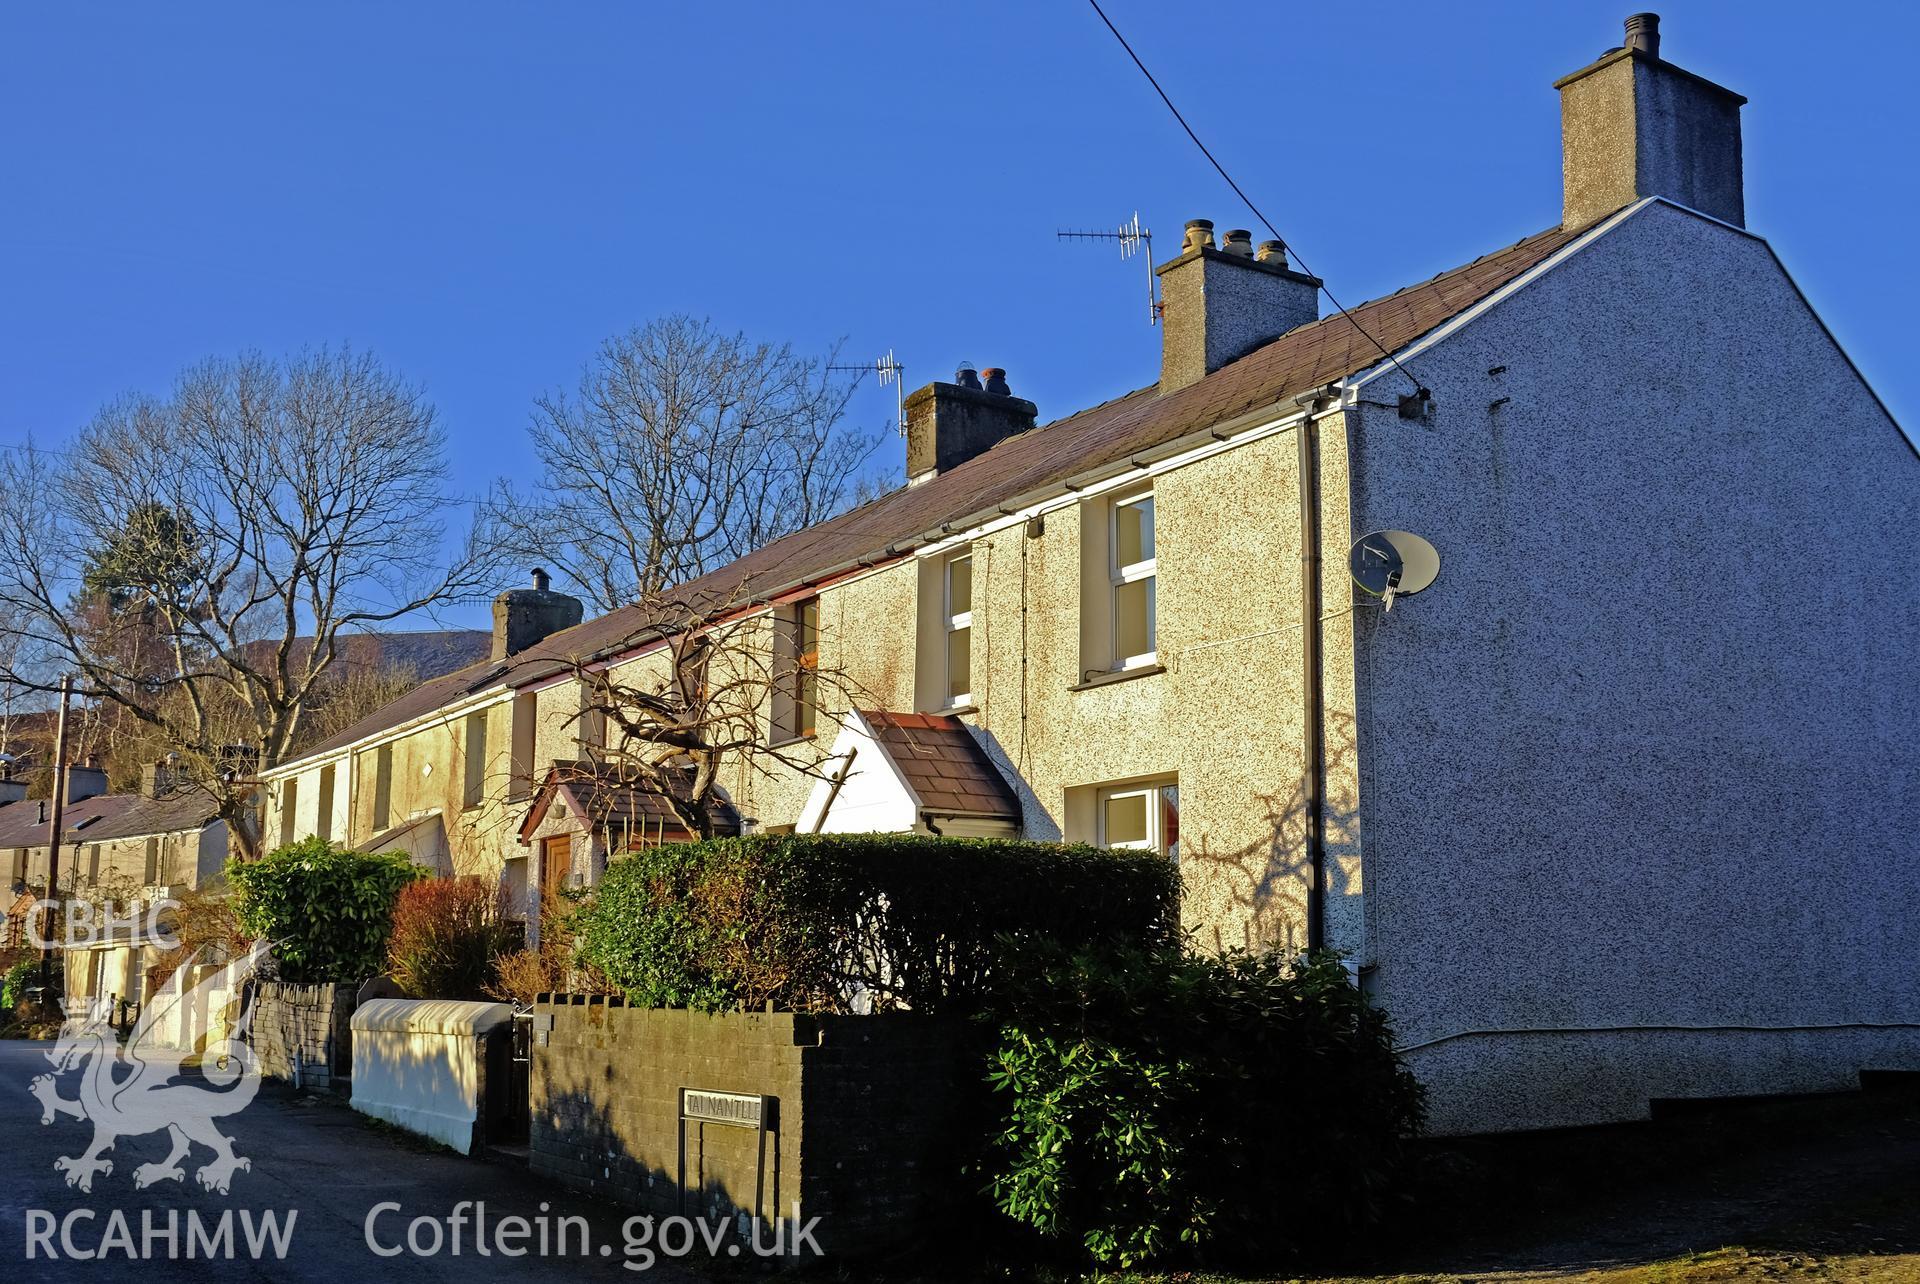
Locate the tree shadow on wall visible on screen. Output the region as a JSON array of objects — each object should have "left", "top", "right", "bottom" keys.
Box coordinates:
[
  {"left": 971, "top": 725, "right": 1060, "bottom": 841},
  {"left": 531, "top": 1022, "right": 802, "bottom": 1263},
  {"left": 1182, "top": 708, "right": 1362, "bottom": 955}
]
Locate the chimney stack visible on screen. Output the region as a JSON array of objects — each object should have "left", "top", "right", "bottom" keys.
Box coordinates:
[
  {"left": 141, "top": 757, "right": 180, "bottom": 799},
  {"left": 492, "top": 568, "right": 585, "bottom": 660},
  {"left": 903, "top": 364, "right": 1038, "bottom": 485},
  {"left": 1556, "top": 14, "right": 1746, "bottom": 229},
  {"left": 65, "top": 756, "right": 107, "bottom": 804},
  {"left": 1155, "top": 218, "right": 1321, "bottom": 393}
]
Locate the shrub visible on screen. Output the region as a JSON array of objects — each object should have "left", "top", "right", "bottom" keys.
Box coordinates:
[
  {"left": 386, "top": 877, "right": 517, "bottom": 1000},
  {"left": 487, "top": 889, "right": 599, "bottom": 1006},
  {"left": 2, "top": 958, "right": 38, "bottom": 1016},
  {"left": 573, "top": 833, "right": 1179, "bottom": 1014},
  {"left": 145, "top": 886, "right": 250, "bottom": 994},
  {"left": 984, "top": 946, "right": 1425, "bottom": 1269},
  {"left": 227, "top": 838, "right": 423, "bottom": 983}
]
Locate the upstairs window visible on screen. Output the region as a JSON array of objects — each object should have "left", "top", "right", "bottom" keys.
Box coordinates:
[
  {"left": 770, "top": 597, "right": 821, "bottom": 743},
  {"left": 317, "top": 763, "right": 336, "bottom": 841},
  {"left": 463, "top": 709, "right": 488, "bottom": 808},
  {"left": 509, "top": 692, "right": 537, "bottom": 800},
  {"left": 795, "top": 597, "right": 820, "bottom": 737},
  {"left": 280, "top": 777, "right": 299, "bottom": 848},
  {"left": 1110, "top": 491, "right": 1156, "bottom": 669},
  {"left": 576, "top": 679, "right": 607, "bottom": 757},
  {"left": 943, "top": 554, "right": 973, "bottom": 708},
  {"left": 372, "top": 743, "right": 394, "bottom": 833}
]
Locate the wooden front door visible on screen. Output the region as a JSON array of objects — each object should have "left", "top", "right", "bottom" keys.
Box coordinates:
[{"left": 541, "top": 834, "right": 573, "bottom": 898}]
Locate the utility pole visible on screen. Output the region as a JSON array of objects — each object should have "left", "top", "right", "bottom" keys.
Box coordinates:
[{"left": 38, "top": 674, "right": 72, "bottom": 991}]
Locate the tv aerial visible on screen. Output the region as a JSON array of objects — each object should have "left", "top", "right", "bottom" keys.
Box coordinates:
[
  {"left": 1348, "top": 530, "right": 1440, "bottom": 611},
  {"left": 828, "top": 350, "right": 907, "bottom": 436},
  {"left": 1057, "top": 212, "right": 1160, "bottom": 325}
]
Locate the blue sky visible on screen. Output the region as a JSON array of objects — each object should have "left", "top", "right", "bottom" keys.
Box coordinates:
[{"left": 3, "top": 2, "right": 1913, "bottom": 631}]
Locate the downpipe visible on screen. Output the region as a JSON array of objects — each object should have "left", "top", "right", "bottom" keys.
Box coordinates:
[{"left": 1293, "top": 385, "right": 1339, "bottom": 953}]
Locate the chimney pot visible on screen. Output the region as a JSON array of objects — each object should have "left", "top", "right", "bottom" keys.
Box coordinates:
[
  {"left": 1623, "top": 12, "right": 1660, "bottom": 57},
  {"left": 954, "top": 362, "right": 982, "bottom": 391},
  {"left": 1255, "top": 239, "right": 1288, "bottom": 267},
  {"left": 532, "top": 566, "right": 550, "bottom": 592},
  {"left": 1221, "top": 229, "right": 1254, "bottom": 258},
  {"left": 1180, "top": 219, "right": 1216, "bottom": 254},
  {"left": 981, "top": 367, "right": 1011, "bottom": 396}
]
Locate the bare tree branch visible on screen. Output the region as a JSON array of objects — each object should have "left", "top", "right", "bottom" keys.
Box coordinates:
[
  {"left": 490, "top": 315, "right": 880, "bottom": 612},
  {"left": 559, "top": 582, "right": 869, "bottom": 843},
  {"left": 0, "top": 348, "right": 502, "bottom": 857}
]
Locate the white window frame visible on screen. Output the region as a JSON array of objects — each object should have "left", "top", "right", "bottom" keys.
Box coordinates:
[
  {"left": 1096, "top": 781, "right": 1179, "bottom": 861},
  {"left": 1109, "top": 489, "right": 1157, "bottom": 670},
  {"left": 942, "top": 552, "right": 973, "bottom": 709}
]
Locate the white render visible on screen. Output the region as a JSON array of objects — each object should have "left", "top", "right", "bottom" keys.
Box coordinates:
[
  {"left": 1343, "top": 199, "right": 1920, "bottom": 1132},
  {"left": 351, "top": 998, "right": 514, "bottom": 1154}
]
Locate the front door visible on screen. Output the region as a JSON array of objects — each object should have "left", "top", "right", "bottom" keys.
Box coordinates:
[{"left": 541, "top": 834, "right": 573, "bottom": 899}]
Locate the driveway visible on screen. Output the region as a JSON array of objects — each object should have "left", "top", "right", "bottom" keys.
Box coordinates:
[{"left": 0, "top": 1040, "right": 702, "bottom": 1281}]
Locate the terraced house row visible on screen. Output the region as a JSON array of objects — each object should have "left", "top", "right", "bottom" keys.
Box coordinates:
[{"left": 257, "top": 18, "right": 1919, "bottom": 1134}]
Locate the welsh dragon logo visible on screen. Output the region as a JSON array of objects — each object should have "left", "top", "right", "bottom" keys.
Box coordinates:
[{"left": 30, "top": 941, "right": 269, "bottom": 1194}]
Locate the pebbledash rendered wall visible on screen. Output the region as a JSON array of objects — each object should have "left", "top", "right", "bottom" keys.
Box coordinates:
[
  {"left": 1343, "top": 200, "right": 1920, "bottom": 1133},
  {"left": 249, "top": 982, "right": 356, "bottom": 1088},
  {"left": 530, "top": 998, "right": 964, "bottom": 1257}
]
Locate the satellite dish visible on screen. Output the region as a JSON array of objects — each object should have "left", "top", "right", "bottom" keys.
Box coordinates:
[{"left": 1349, "top": 530, "right": 1440, "bottom": 611}]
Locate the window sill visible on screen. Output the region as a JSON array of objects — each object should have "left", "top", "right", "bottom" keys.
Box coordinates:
[
  {"left": 1069, "top": 663, "right": 1166, "bottom": 693},
  {"left": 766, "top": 731, "right": 818, "bottom": 751},
  {"left": 929, "top": 703, "right": 978, "bottom": 718}
]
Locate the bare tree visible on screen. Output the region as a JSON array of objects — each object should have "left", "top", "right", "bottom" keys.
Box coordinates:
[
  {"left": 0, "top": 349, "right": 499, "bottom": 857},
  {"left": 490, "top": 315, "right": 880, "bottom": 613},
  {"left": 0, "top": 602, "right": 27, "bottom": 766},
  {"left": 564, "top": 583, "right": 865, "bottom": 841},
  {"left": 296, "top": 660, "right": 422, "bottom": 752}
]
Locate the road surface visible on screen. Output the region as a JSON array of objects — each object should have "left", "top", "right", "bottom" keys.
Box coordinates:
[{"left": 0, "top": 1039, "right": 709, "bottom": 1281}]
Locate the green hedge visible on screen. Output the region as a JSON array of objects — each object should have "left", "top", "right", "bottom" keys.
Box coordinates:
[
  {"left": 985, "top": 945, "right": 1426, "bottom": 1269},
  {"left": 572, "top": 833, "right": 1179, "bottom": 1014},
  {"left": 228, "top": 838, "right": 423, "bottom": 984}
]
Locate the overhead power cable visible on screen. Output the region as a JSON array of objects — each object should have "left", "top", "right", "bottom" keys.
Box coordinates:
[{"left": 1084, "top": 0, "right": 1428, "bottom": 398}]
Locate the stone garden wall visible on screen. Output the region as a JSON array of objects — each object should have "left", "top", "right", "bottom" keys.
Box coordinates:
[{"left": 250, "top": 981, "right": 356, "bottom": 1088}]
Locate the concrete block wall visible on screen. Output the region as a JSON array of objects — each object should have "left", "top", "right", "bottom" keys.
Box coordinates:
[
  {"left": 531, "top": 998, "right": 964, "bottom": 1257},
  {"left": 250, "top": 981, "right": 356, "bottom": 1088}
]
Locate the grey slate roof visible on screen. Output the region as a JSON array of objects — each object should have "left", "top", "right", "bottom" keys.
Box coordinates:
[
  {"left": 0, "top": 789, "right": 220, "bottom": 848},
  {"left": 860, "top": 710, "right": 1021, "bottom": 822},
  {"left": 286, "top": 219, "right": 1591, "bottom": 767}
]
